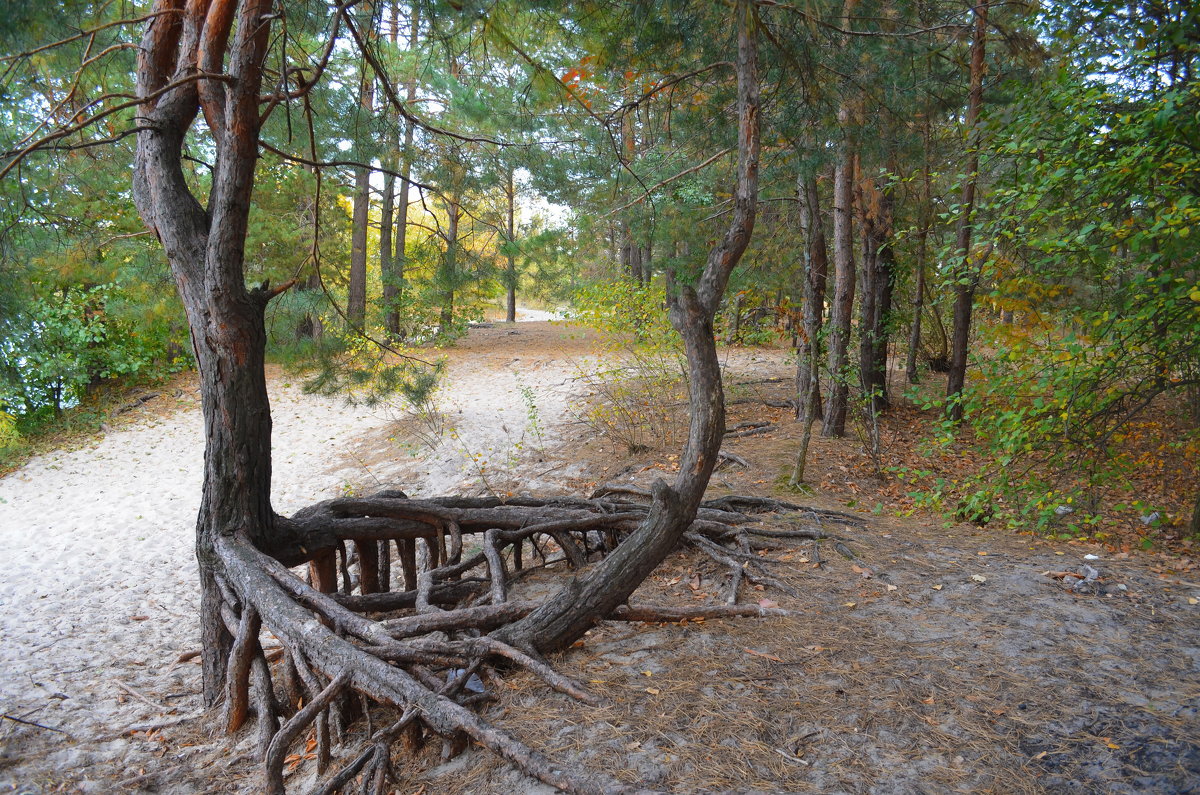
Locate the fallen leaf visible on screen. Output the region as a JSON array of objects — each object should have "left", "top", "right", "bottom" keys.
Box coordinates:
[
  {"left": 843, "top": 601, "right": 857, "bottom": 608},
  {"left": 932, "top": 585, "right": 943, "bottom": 591},
  {"left": 641, "top": 670, "right": 653, "bottom": 677},
  {"left": 851, "top": 564, "right": 873, "bottom": 579},
  {"left": 743, "top": 647, "right": 783, "bottom": 662},
  {"left": 758, "top": 598, "right": 779, "bottom": 609},
  {"left": 971, "top": 574, "right": 987, "bottom": 583},
  {"left": 886, "top": 584, "right": 898, "bottom": 592},
  {"left": 1188, "top": 598, "right": 1198, "bottom": 605},
  {"left": 645, "top": 687, "right": 660, "bottom": 695}
]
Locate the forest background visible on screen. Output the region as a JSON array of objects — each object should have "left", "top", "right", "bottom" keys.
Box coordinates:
[{"left": 1, "top": 0, "right": 1198, "bottom": 553}]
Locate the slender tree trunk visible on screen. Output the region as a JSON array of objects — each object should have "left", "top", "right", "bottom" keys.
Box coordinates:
[
  {"left": 348, "top": 63, "right": 374, "bottom": 329},
  {"left": 439, "top": 194, "right": 460, "bottom": 332},
  {"left": 796, "top": 169, "right": 828, "bottom": 422},
  {"left": 493, "top": 0, "right": 759, "bottom": 654},
  {"left": 859, "top": 177, "right": 894, "bottom": 413},
  {"left": 505, "top": 167, "right": 517, "bottom": 323},
  {"left": 385, "top": 4, "right": 419, "bottom": 338},
  {"left": 822, "top": 144, "right": 856, "bottom": 438},
  {"left": 906, "top": 133, "right": 933, "bottom": 383},
  {"left": 377, "top": 6, "right": 400, "bottom": 317},
  {"left": 946, "top": 0, "right": 990, "bottom": 422}
]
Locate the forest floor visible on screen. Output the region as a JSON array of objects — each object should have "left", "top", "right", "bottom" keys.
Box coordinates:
[{"left": 1, "top": 320, "right": 1198, "bottom": 794}]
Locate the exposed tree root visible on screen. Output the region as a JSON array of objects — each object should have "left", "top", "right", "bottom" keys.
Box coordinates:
[{"left": 205, "top": 491, "right": 854, "bottom": 793}]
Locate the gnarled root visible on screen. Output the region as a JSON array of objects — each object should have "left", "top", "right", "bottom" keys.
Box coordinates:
[{"left": 209, "top": 491, "right": 858, "bottom": 793}]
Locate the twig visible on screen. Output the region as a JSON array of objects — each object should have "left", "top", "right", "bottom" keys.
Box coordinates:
[
  {"left": 114, "top": 680, "right": 165, "bottom": 710},
  {"left": 1, "top": 713, "right": 69, "bottom": 734}
]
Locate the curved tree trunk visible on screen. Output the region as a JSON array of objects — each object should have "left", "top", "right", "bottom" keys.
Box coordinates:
[
  {"left": 131, "top": 0, "right": 764, "bottom": 788},
  {"left": 493, "top": 0, "right": 759, "bottom": 655},
  {"left": 133, "top": 0, "right": 279, "bottom": 704}
]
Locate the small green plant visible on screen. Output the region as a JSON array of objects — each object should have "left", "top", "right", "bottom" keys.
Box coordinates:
[
  {"left": 569, "top": 279, "right": 689, "bottom": 453},
  {"left": 514, "top": 374, "right": 545, "bottom": 451}
]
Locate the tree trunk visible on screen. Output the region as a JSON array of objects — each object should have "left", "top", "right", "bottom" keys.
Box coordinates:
[
  {"left": 133, "top": 0, "right": 278, "bottom": 705},
  {"left": 859, "top": 176, "right": 894, "bottom": 413},
  {"left": 385, "top": 4, "right": 419, "bottom": 339},
  {"left": 505, "top": 167, "right": 517, "bottom": 323},
  {"left": 796, "top": 170, "right": 828, "bottom": 422},
  {"left": 492, "top": 0, "right": 759, "bottom": 655},
  {"left": 439, "top": 194, "right": 460, "bottom": 332},
  {"left": 946, "top": 0, "right": 990, "bottom": 422},
  {"left": 906, "top": 135, "right": 932, "bottom": 383},
  {"left": 822, "top": 144, "right": 855, "bottom": 438}
]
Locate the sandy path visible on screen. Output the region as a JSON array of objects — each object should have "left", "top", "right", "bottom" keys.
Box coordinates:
[{"left": 0, "top": 321, "right": 598, "bottom": 791}]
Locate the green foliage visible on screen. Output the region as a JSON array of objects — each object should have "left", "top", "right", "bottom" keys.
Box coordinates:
[
  {"left": 569, "top": 279, "right": 688, "bottom": 452},
  {"left": 0, "top": 285, "right": 163, "bottom": 425},
  {"left": 301, "top": 320, "right": 446, "bottom": 415},
  {"left": 898, "top": 21, "right": 1199, "bottom": 534}
]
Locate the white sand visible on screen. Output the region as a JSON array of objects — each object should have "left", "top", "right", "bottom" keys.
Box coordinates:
[{"left": 0, "top": 322, "right": 592, "bottom": 790}]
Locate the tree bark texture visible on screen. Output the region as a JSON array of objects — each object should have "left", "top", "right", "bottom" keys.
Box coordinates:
[
  {"left": 946, "top": 0, "right": 990, "bottom": 422},
  {"left": 795, "top": 170, "right": 828, "bottom": 422},
  {"left": 858, "top": 176, "right": 895, "bottom": 413},
  {"left": 133, "top": 0, "right": 278, "bottom": 705},
  {"left": 505, "top": 167, "right": 517, "bottom": 323},
  {"left": 385, "top": 4, "right": 419, "bottom": 338},
  {"left": 822, "top": 144, "right": 855, "bottom": 438},
  {"left": 439, "top": 193, "right": 460, "bottom": 332}
]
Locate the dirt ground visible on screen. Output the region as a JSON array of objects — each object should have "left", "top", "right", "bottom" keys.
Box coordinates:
[{"left": 3, "top": 321, "right": 1199, "bottom": 794}]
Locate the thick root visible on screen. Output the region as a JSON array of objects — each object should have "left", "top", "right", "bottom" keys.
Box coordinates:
[{"left": 208, "top": 492, "right": 857, "bottom": 793}]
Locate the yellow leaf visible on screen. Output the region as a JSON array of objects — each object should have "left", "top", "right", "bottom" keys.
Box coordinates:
[
  {"left": 645, "top": 687, "right": 660, "bottom": 695},
  {"left": 932, "top": 585, "right": 943, "bottom": 591},
  {"left": 843, "top": 601, "right": 857, "bottom": 608},
  {"left": 641, "top": 670, "right": 653, "bottom": 677}
]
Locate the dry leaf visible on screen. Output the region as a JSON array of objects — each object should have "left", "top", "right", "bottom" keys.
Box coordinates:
[
  {"left": 932, "top": 584, "right": 944, "bottom": 591},
  {"left": 886, "top": 584, "right": 898, "bottom": 592},
  {"left": 758, "top": 598, "right": 779, "bottom": 609},
  {"left": 851, "top": 564, "right": 873, "bottom": 579},
  {"left": 645, "top": 687, "right": 660, "bottom": 695},
  {"left": 743, "top": 647, "right": 783, "bottom": 662},
  {"left": 971, "top": 574, "right": 987, "bottom": 583},
  {"left": 1188, "top": 598, "right": 1198, "bottom": 605},
  {"left": 843, "top": 601, "right": 857, "bottom": 608},
  {"left": 641, "top": 670, "right": 653, "bottom": 677}
]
